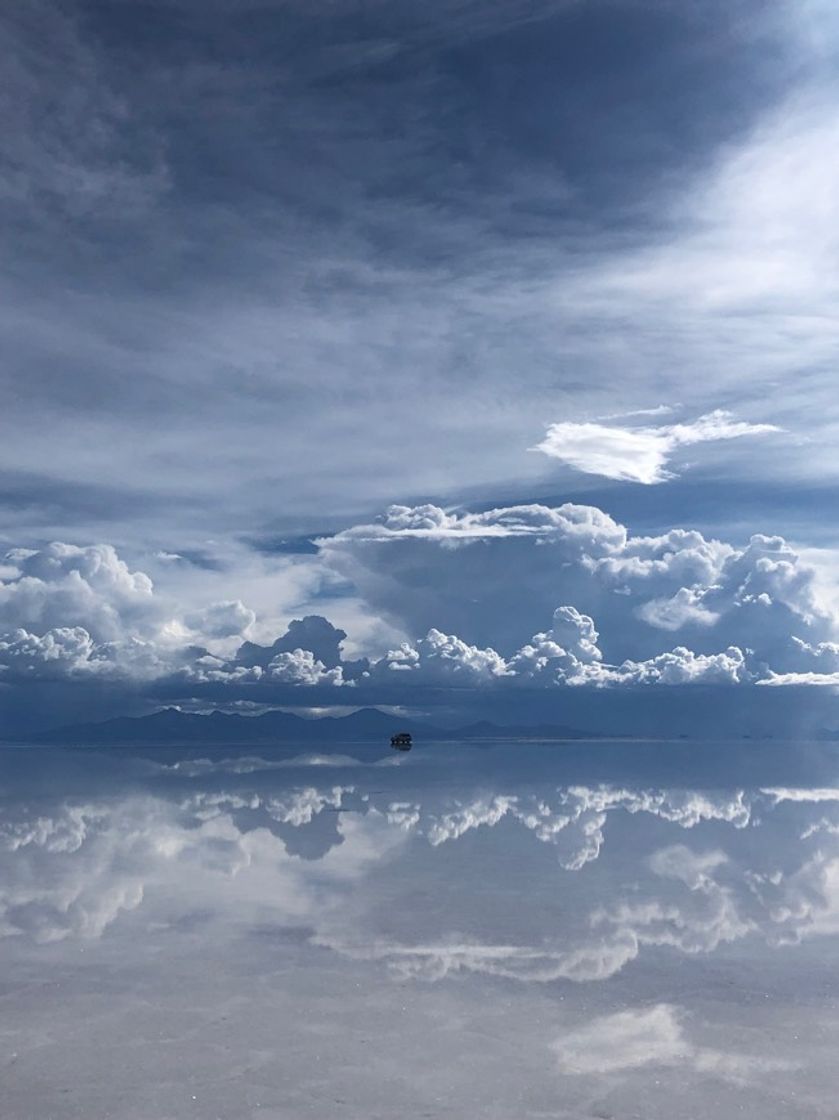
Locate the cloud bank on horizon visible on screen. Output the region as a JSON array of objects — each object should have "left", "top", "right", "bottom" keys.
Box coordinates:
[{"left": 2, "top": 497, "right": 839, "bottom": 734}]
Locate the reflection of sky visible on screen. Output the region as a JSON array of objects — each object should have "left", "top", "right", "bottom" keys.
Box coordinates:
[{"left": 3, "top": 743, "right": 839, "bottom": 1118}]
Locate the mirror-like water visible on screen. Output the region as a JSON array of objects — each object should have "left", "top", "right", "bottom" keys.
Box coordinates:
[{"left": 2, "top": 741, "right": 838, "bottom": 1118}]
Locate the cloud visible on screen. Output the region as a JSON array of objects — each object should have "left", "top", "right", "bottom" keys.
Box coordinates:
[
  {"left": 183, "top": 599, "right": 255, "bottom": 639},
  {"left": 534, "top": 410, "right": 781, "bottom": 484},
  {"left": 314, "top": 934, "right": 641, "bottom": 985},
  {"left": 144, "top": 754, "right": 371, "bottom": 776},
  {"left": 0, "top": 543, "right": 155, "bottom": 641},
  {"left": 376, "top": 628, "right": 511, "bottom": 685},
  {"left": 509, "top": 605, "right": 603, "bottom": 684},
  {"left": 0, "top": 541, "right": 260, "bottom": 684},
  {"left": 0, "top": 626, "right": 99, "bottom": 677},
  {"left": 758, "top": 670, "right": 839, "bottom": 687},
  {"left": 613, "top": 645, "right": 750, "bottom": 686},
  {"left": 2, "top": 496, "right": 838, "bottom": 730},
  {"left": 365, "top": 616, "right": 751, "bottom": 692},
  {"left": 268, "top": 648, "right": 349, "bottom": 687},
  {"left": 236, "top": 616, "right": 352, "bottom": 671},
  {"left": 636, "top": 587, "right": 720, "bottom": 631},
  {"left": 323, "top": 502, "right": 627, "bottom": 550},
  {"left": 317, "top": 501, "right": 839, "bottom": 679},
  {"left": 1, "top": 1, "right": 168, "bottom": 223}
]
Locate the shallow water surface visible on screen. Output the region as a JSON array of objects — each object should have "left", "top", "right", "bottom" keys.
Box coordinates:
[{"left": 2, "top": 740, "right": 838, "bottom": 1118}]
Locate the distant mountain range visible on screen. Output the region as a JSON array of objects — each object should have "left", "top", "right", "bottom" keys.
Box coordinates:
[{"left": 22, "top": 706, "right": 599, "bottom": 746}]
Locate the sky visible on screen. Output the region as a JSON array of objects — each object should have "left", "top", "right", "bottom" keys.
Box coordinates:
[{"left": 2, "top": 0, "right": 839, "bottom": 734}]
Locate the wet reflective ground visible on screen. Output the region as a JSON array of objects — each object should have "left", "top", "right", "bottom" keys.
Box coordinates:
[{"left": 2, "top": 739, "right": 839, "bottom": 1118}]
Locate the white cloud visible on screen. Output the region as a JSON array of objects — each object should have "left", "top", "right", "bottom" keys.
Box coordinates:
[
  {"left": 421, "top": 786, "right": 756, "bottom": 876},
  {"left": 509, "top": 605, "right": 603, "bottom": 685},
  {"left": 315, "top": 933, "right": 641, "bottom": 984},
  {"left": 614, "top": 645, "right": 750, "bottom": 686},
  {"left": 758, "top": 670, "right": 839, "bottom": 687},
  {"left": 365, "top": 611, "right": 752, "bottom": 691},
  {"left": 323, "top": 501, "right": 627, "bottom": 550},
  {"left": 0, "top": 542, "right": 262, "bottom": 683},
  {"left": 1, "top": 497, "right": 838, "bottom": 701},
  {"left": 592, "top": 527, "right": 734, "bottom": 590},
  {"left": 636, "top": 587, "right": 720, "bottom": 631},
  {"left": 183, "top": 599, "right": 256, "bottom": 639},
  {"left": 0, "top": 626, "right": 99, "bottom": 677},
  {"left": 377, "top": 628, "right": 512, "bottom": 685},
  {"left": 0, "top": 543, "right": 155, "bottom": 642},
  {"left": 268, "top": 648, "right": 348, "bottom": 686},
  {"left": 319, "top": 501, "right": 839, "bottom": 681},
  {"left": 534, "top": 410, "right": 781, "bottom": 484}
]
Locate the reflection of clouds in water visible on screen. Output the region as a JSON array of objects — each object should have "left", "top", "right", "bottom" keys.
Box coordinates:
[
  {"left": 3, "top": 776, "right": 839, "bottom": 986},
  {"left": 320, "top": 828, "right": 839, "bottom": 983},
  {"left": 182, "top": 786, "right": 353, "bottom": 825},
  {"left": 761, "top": 787, "right": 839, "bottom": 804},
  {"left": 142, "top": 752, "right": 402, "bottom": 777},
  {"left": 590, "top": 846, "right": 754, "bottom": 961},
  {"left": 553, "top": 1004, "right": 794, "bottom": 1081},
  {"left": 423, "top": 787, "right": 754, "bottom": 870},
  {"left": 310, "top": 931, "right": 643, "bottom": 984},
  {"left": 0, "top": 789, "right": 401, "bottom": 943},
  {"left": 4, "top": 759, "right": 838, "bottom": 1120}
]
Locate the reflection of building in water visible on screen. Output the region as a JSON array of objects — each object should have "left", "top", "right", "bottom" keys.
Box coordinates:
[{"left": 390, "top": 732, "right": 412, "bottom": 750}]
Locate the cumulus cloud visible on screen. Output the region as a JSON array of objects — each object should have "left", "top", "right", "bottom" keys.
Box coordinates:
[
  {"left": 636, "top": 587, "right": 720, "bottom": 631},
  {"left": 0, "top": 543, "right": 155, "bottom": 641},
  {"left": 360, "top": 608, "right": 751, "bottom": 691},
  {"left": 534, "top": 410, "right": 781, "bottom": 484},
  {"left": 0, "top": 541, "right": 262, "bottom": 685},
  {"left": 509, "top": 605, "right": 603, "bottom": 685},
  {"left": 376, "top": 628, "right": 511, "bottom": 685},
  {"left": 0, "top": 626, "right": 99, "bottom": 676},
  {"left": 613, "top": 645, "right": 750, "bottom": 686},
  {"left": 236, "top": 616, "right": 349, "bottom": 670},
  {"left": 183, "top": 599, "right": 255, "bottom": 639},
  {"left": 268, "top": 648, "right": 348, "bottom": 687},
  {"left": 318, "top": 501, "right": 839, "bottom": 679},
  {"left": 2, "top": 498, "right": 838, "bottom": 720}
]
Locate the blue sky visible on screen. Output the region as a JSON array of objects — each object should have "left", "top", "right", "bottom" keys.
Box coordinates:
[{"left": 2, "top": 0, "right": 839, "bottom": 733}]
